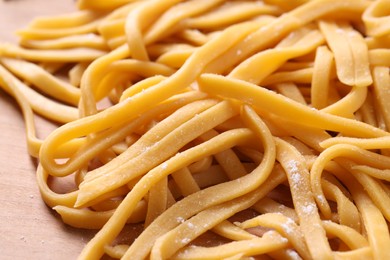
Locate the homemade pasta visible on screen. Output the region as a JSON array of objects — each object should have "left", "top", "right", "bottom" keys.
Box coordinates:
[{"left": 1, "top": 0, "right": 390, "bottom": 259}]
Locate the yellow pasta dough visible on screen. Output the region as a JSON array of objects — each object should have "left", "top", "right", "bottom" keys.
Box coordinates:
[{"left": 1, "top": 0, "right": 390, "bottom": 259}]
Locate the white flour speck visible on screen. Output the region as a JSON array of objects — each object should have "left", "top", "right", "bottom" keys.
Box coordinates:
[
  {"left": 286, "top": 249, "right": 301, "bottom": 260},
  {"left": 301, "top": 203, "right": 315, "bottom": 214},
  {"left": 317, "top": 195, "right": 326, "bottom": 204},
  {"left": 282, "top": 218, "right": 295, "bottom": 234},
  {"left": 286, "top": 160, "right": 299, "bottom": 173},
  {"left": 181, "top": 238, "right": 191, "bottom": 244},
  {"left": 291, "top": 173, "right": 301, "bottom": 184},
  {"left": 190, "top": 81, "right": 199, "bottom": 90},
  {"left": 176, "top": 216, "right": 185, "bottom": 223},
  {"left": 280, "top": 236, "right": 288, "bottom": 243},
  {"left": 286, "top": 160, "right": 302, "bottom": 188},
  {"left": 161, "top": 162, "right": 168, "bottom": 170}
]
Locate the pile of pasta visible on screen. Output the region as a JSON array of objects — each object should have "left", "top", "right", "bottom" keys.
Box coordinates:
[{"left": 1, "top": 0, "right": 390, "bottom": 259}]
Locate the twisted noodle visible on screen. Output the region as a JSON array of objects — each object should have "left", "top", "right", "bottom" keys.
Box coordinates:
[{"left": 1, "top": 0, "right": 390, "bottom": 259}]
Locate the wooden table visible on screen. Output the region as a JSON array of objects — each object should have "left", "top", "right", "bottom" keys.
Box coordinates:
[{"left": 0, "top": 1, "right": 96, "bottom": 259}]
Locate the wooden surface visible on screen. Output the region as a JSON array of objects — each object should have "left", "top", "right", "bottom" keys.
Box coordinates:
[{"left": 0, "top": 1, "right": 96, "bottom": 259}]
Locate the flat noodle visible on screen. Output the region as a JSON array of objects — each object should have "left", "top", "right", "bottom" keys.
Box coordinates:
[
  {"left": 1, "top": 0, "right": 389, "bottom": 259},
  {"left": 311, "top": 46, "right": 334, "bottom": 109}
]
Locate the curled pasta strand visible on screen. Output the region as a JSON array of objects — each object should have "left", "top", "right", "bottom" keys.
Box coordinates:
[
  {"left": 26, "top": 9, "right": 103, "bottom": 29},
  {"left": 98, "top": 20, "right": 126, "bottom": 48},
  {"left": 143, "top": 0, "right": 226, "bottom": 45},
  {"left": 320, "top": 135, "right": 390, "bottom": 150},
  {"left": 264, "top": 0, "right": 309, "bottom": 11},
  {"left": 348, "top": 167, "right": 390, "bottom": 221},
  {"left": 289, "top": 0, "right": 370, "bottom": 25},
  {"left": 365, "top": 35, "right": 390, "bottom": 49},
  {"left": 238, "top": 213, "right": 310, "bottom": 260},
  {"left": 311, "top": 46, "right": 334, "bottom": 109},
  {"left": 36, "top": 164, "right": 78, "bottom": 208},
  {"left": 53, "top": 200, "right": 146, "bottom": 229},
  {"left": 369, "top": 49, "right": 390, "bottom": 66},
  {"left": 77, "top": 0, "right": 138, "bottom": 11},
  {"left": 176, "top": 29, "right": 209, "bottom": 46},
  {"left": 119, "top": 105, "right": 277, "bottom": 259},
  {"left": 150, "top": 182, "right": 284, "bottom": 259},
  {"left": 187, "top": 155, "right": 213, "bottom": 173},
  {"left": 333, "top": 247, "right": 372, "bottom": 260},
  {"left": 68, "top": 97, "right": 214, "bottom": 181},
  {"left": 186, "top": 1, "right": 281, "bottom": 29},
  {"left": 322, "top": 179, "right": 361, "bottom": 232},
  {"left": 96, "top": 2, "right": 145, "bottom": 47},
  {"left": 362, "top": 0, "right": 390, "bottom": 37},
  {"left": 205, "top": 0, "right": 369, "bottom": 75},
  {"left": 0, "top": 64, "right": 78, "bottom": 123},
  {"left": 261, "top": 67, "right": 313, "bottom": 86},
  {"left": 265, "top": 115, "right": 330, "bottom": 152},
  {"left": 252, "top": 197, "right": 298, "bottom": 222},
  {"left": 0, "top": 57, "right": 80, "bottom": 106},
  {"left": 46, "top": 20, "right": 262, "bottom": 165},
  {"left": 83, "top": 97, "right": 214, "bottom": 183},
  {"left": 337, "top": 163, "right": 390, "bottom": 260},
  {"left": 0, "top": 43, "right": 107, "bottom": 62},
  {"left": 280, "top": 61, "right": 313, "bottom": 71},
  {"left": 16, "top": 18, "right": 103, "bottom": 40},
  {"left": 144, "top": 176, "right": 169, "bottom": 227},
  {"left": 198, "top": 73, "right": 389, "bottom": 138},
  {"left": 38, "top": 61, "right": 66, "bottom": 74},
  {"left": 79, "top": 43, "right": 129, "bottom": 116},
  {"left": 124, "top": 0, "right": 182, "bottom": 61},
  {"left": 319, "top": 21, "right": 372, "bottom": 88},
  {"left": 311, "top": 144, "right": 390, "bottom": 218},
  {"left": 229, "top": 29, "right": 324, "bottom": 85},
  {"left": 343, "top": 24, "right": 373, "bottom": 87},
  {"left": 372, "top": 66, "right": 390, "bottom": 130},
  {"left": 197, "top": 129, "right": 248, "bottom": 180},
  {"left": 321, "top": 220, "right": 368, "bottom": 250},
  {"left": 352, "top": 165, "right": 390, "bottom": 182},
  {"left": 320, "top": 86, "right": 367, "bottom": 118},
  {"left": 171, "top": 167, "right": 200, "bottom": 197},
  {"left": 276, "top": 138, "right": 332, "bottom": 260},
  {"left": 78, "top": 128, "right": 256, "bottom": 259},
  {"left": 356, "top": 91, "right": 378, "bottom": 128},
  {"left": 0, "top": 67, "right": 42, "bottom": 157},
  {"left": 103, "top": 244, "right": 129, "bottom": 259},
  {"left": 20, "top": 33, "right": 109, "bottom": 51},
  {"left": 69, "top": 62, "right": 89, "bottom": 87},
  {"left": 211, "top": 220, "right": 257, "bottom": 241},
  {"left": 274, "top": 83, "right": 307, "bottom": 105},
  {"left": 76, "top": 100, "right": 239, "bottom": 206},
  {"left": 155, "top": 47, "right": 196, "bottom": 69},
  {"left": 172, "top": 231, "right": 289, "bottom": 260},
  {"left": 82, "top": 17, "right": 258, "bottom": 116},
  {"left": 97, "top": 60, "right": 175, "bottom": 101}
]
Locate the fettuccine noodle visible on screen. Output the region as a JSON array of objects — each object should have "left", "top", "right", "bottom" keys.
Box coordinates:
[{"left": 1, "top": 0, "right": 390, "bottom": 259}]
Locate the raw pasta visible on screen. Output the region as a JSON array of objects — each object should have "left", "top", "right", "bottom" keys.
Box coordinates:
[{"left": 1, "top": 0, "right": 390, "bottom": 259}]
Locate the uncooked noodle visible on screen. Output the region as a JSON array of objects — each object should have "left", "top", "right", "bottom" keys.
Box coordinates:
[{"left": 1, "top": 0, "right": 390, "bottom": 259}]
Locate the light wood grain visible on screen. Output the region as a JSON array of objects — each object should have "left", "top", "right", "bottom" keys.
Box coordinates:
[{"left": 0, "top": 1, "right": 96, "bottom": 259}]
